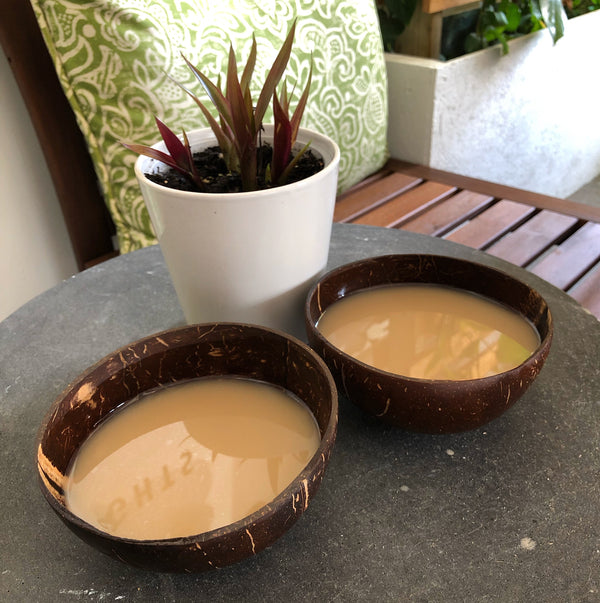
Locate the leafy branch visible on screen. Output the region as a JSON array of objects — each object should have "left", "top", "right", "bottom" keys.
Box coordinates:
[{"left": 465, "top": 0, "right": 565, "bottom": 55}]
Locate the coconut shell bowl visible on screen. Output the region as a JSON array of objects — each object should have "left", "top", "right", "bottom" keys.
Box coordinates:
[
  {"left": 305, "top": 254, "right": 553, "bottom": 434},
  {"left": 36, "top": 324, "right": 337, "bottom": 573}
]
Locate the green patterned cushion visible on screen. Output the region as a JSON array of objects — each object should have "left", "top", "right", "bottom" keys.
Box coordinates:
[{"left": 30, "top": 0, "right": 389, "bottom": 253}]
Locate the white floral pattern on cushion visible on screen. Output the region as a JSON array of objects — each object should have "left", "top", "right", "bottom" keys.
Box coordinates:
[{"left": 31, "top": 0, "right": 389, "bottom": 253}]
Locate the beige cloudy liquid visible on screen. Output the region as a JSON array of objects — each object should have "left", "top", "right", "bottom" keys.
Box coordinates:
[
  {"left": 65, "top": 377, "right": 320, "bottom": 540},
  {"left": 317, "top": 284, "right": 539, "bottom": 380}
]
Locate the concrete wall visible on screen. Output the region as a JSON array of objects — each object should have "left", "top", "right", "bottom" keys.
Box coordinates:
[
  {"left": 0, "top": 52, "right": 77, "bottom": 322},
  {"left": 386, "top": 12, "right": 600, "bottom": 198}
]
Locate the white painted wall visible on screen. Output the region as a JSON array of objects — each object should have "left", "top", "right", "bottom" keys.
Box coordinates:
[
  {"left": 0, "top": 52, "right": 77, "bottom": 322},
  {"left": 387, "top": 12, "right": 600, "bottom": 198}
]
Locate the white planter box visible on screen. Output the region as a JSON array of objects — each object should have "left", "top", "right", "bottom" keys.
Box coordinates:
[{"left": 386, "top": 12, "right": 600, "bottom": 198}]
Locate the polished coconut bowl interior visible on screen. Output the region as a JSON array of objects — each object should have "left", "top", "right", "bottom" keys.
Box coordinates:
[
  {"left": 36, "top": 323, "right": 337, "bottom": 572},
  {"left": 305, "top": 254, "right": 552, "bottom": 433}
]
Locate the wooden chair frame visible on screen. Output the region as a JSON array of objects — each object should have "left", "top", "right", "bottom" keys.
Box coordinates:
[{"left": 0, "top": 0, "right": 116, "bottom": 271}]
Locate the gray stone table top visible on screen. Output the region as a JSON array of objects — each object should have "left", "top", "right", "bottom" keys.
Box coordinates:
[{"left": 1, "top": 224, "right": 599, "bottom": 602}]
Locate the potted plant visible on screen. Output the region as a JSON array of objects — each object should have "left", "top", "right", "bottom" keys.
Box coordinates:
[
  {"left": 380, "top": 0, "right": 600, "bottom": 197},
  {"left": 123, "top": 22, "right": 340, "bottom": 337}
]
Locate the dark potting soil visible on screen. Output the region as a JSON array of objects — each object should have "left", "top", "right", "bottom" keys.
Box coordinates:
[{"left": 145, "top": 144, "right": 325, "bottom": 193}]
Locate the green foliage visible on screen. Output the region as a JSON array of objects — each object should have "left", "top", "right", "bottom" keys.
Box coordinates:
[
  {"left": 377, "top": 0, "right": 573, "bottom": 58},
  {"left": 563, "top": 0, "right": 600, "bottom": 18},
  {"left": 376, "top": 0, "right": 419, "bottom": 51},
  {"left": 463, "top": 0, "right": 564, "bottom": 55},
  {"left": 123, "top": 21, "right": 311, "bottom": 192}
]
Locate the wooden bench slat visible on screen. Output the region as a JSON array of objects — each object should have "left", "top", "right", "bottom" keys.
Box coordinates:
[
  {"left": 444, "top": 200, "right": 536, "bottom": 249},
  {"left": 485, "top": 210, "right": 579, "bottom": 267},
  {"left": 352, "top": 181, "right": 456, "bottom": 228},
  {"left": 568, "top": 262, "right": 600, "bottom": 318},
  {"left": 530, "top": 222, "right": 600, "bottom": 289},
  {"left": 335, "top": 160, "right": 600, "bottom": 320},
  {"left": 401, "top": 190, "right": 494, "bottom": 236},
  {"left": 423, "top": 0, "right": 478, "bottom": 12},
  {"left": 334, "top": 172, "right": 422, "bottom": 222},
  {"left": 389, "top": 159, "right": 600, "bottom": 223}
]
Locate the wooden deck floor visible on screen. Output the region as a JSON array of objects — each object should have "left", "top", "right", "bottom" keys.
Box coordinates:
[{"left": 336, "top": 160, "right": 600, "bottom": 320}]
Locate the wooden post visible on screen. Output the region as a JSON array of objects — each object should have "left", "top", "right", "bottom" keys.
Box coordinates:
[{"left": 394, "top": 0, "right": 481, "bottom": 59}]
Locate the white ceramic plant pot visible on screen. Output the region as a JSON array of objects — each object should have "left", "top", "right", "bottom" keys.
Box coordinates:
[{"left": 135, "top": 125, "right": 340, "bottom": 337}]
